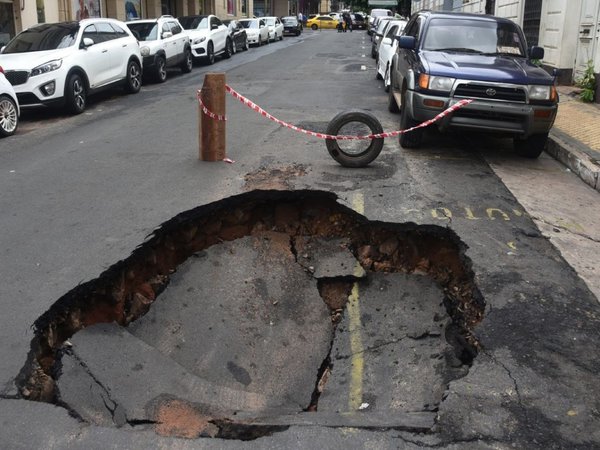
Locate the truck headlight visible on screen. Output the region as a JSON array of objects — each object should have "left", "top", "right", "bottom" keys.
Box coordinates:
[
  {"left": 31, "top": 59, "right": 62, "bottom": 76},
  {"left": 419, "top": 75, "right": 455, "bottom": 92},
  {"left": 528, "top": 85, "right": 557, "bottom": 102}
]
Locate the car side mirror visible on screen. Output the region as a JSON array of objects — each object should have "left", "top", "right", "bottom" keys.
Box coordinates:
[
  {"left": 381, "top": 37, "right": 392, "bottom": 46},
  {"left": 81, "top": 37, "right": 95, "bottom": 48},
  {"left": 397, "top": 35, "right": 416, "bottom": 50},
  {"left": 162, "top": 31, "right": 173, "bottom": 39},
  {"left": 529, "top": 46, "right": 544, "bottom": 60}
]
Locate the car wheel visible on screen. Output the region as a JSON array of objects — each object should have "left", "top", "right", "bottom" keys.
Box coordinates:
[
  {"left": 154, "top": 56, "right": 168, "bottom": 82},
  {"left": 181, "top": 48, "right": 193, "bottom": 73},
  {"left": 325, "top": 110, "right": 384, "bottom": 167},
  {"left": 124, "top": 60, "right": 142, "bottom": 93},
  {"left": 387, "top": 70, "right": 400, "bottom": 113},
  {"left": 232, "top": 38, "right": 237, "bottom": 54},
  {"left": 375, "top": 60, "right": 383, "bottom": 80},
  {"left": 204, "top": 42, "right": 215, "bottom": 65},
  {"left": 514, "top": 133, "right": 548, "bottom": 158},
  {"left": 0, "top": 94, "right": 18, "bottom": 137},
  {"left": 383, "top": 66, "right": 390, "bottom": 93},
  {"left": 243, "top": 37, "right": 249, "bottom": 51},
  {"left": 279, "top": 32, "right": 283, "bottom": 41},
  {"left": 65, "top": 73, "right": 86, "bottom": 114},
  {"left": 224, "top": 38, "right": 233, "bottom": 59},
  {"left": 399, "top": 90, "right": 422, "bottom": 148},
  {"left": 311, "top": 24, "right": 318, "bottom": 30}
]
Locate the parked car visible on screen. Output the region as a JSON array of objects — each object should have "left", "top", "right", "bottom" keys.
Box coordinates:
[
  {"left": 282, "top": 16, "right": 302, "bottom": 36},
  {"left": 306, "top": 15, "right": 339, "bottom": 30},
  {"left": 223, "top": 19, "right": 249, "bottom": 53},
  {"left": 126, "top": 16, "right": 192, "bottom": 82},
  {"left": 264, "top": 17, "right": 284, "bottom": 42},
  {"left": 0, "top": 65, "right": 19, "bottom": 137},
  {"left": 0, "top": 18, "right": 142, "bottom": 114},
  {"left": 239, "top": 18, "right": 269, "bottom": 46},
  {"left": 370, "top": 17, "right": 397, "bottom": 58},
  {"left": 368, "top": 8, "right": 392, "bottom": 35},
  {"left": 388, "top": 11, "right": 558, "bottom": 157},
  {"left": 352, "top": 13, "right": 366, "bottom": 30},
  {"left": 376, "top": 20, "right": 407, "bottom": 91},
  {"left": 177, "top": 15, "right": 231, "bottom": 64}
]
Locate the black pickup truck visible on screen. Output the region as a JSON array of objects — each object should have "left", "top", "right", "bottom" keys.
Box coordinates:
[{"left": 388, "top": 11, "right": 558, "bottom": 158}]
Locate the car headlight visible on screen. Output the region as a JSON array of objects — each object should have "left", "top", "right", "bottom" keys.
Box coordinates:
[
  {"left": 140, "top": 46, "right": 150, "bottom": 56},
  {"left": 31, "top": 59, "right": 62, "bottom": 77},
  {"left": 419, "top": 74, "right": 455, "bottom": 92},
  {"left": 528, "top": 85, "right": 557, "bottom": 102},
  {"left": 193, "top": 36, "right": 207, "bottom": 45}
]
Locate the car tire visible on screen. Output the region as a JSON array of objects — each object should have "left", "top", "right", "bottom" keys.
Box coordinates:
[
  {"left": 204, "top": 42, "right": 215, "bottom": 65},
  {"left": 154, "top": 56, "right": 168, "bottom": 82},
  {"left": 124, "top": 60, "right": 142, "bottom": 93},
  {"left": 383, "top": 66, "right": 390, "bottom": 93},
  {"left": 399, "top": 90, "right": 423, "bottom": 148},
  {"left": 279, "top": 32, "right": 283, "bottom": 41},
  {"left": 224, "top": 38, "right": 233, "bottom": 59},
  {"left": 375, "top": 60, "right": 383, "bottom": 80},
  {"left": 311, "top": 24, "right": 318, "bottom": 30},
  {"left": 325, "top": 110, "right": 384, "bottom": 168},
  {"left": 181, "top": 48, "right": 193, "bottom": 73},
  {"left": 243, "top": 38, "right": 249, "bottom": 50},
  {"left": 232, "top": 38, "right": 237, "bottom": 54},
  {"left": 65, "top": 73, "right": 86, "bottom": 114},
  {"left": 387, "top": 71, "right": 400, "bottom": 113},
  {"left": 514, "top": 133, "right": 548, "bottom": 158},
  {"left": 0, "top": 94, "right": 18, "bottom": 137}
]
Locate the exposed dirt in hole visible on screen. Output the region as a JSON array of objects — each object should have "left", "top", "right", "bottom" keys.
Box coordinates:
[
  {"left": 244, "top": 164, "right": 307, "bottom": 190},
  {"left": 16, "top": 189, "right": 485, "bottom": 439}
]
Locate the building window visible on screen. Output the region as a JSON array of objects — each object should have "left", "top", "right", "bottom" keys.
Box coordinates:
[
  {"left": 241, "top": 0, "right": 246, "bottom": 16},
  {"left": 37, "top": 0, "right": 46, "bottom": 22},
  {"left": 227, "top": 0, "right": 234, "bottom": 15}
]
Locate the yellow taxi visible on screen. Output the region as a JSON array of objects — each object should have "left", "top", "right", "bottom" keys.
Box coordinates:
[{"left": 306, "top": 15, "right": 340, "bottom": 30}]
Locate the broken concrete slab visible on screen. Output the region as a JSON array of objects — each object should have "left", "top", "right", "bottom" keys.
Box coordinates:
[
  {"left": 295, "top": 236, "right": 365, "bottom": 279},
  {"left": 128, "top": 233, "right": 333, "bottom": 411},
  {"left": 319, "top": 271, "right": 465, "bottom": 414},
  {"left": 56, "top": 322, "right": 273, "bottom": 427}
]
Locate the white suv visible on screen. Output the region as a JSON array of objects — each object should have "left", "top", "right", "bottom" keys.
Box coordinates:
[
  {"left": 126, "top": 16, "right": 193, "bottom": 82},
  {"left": 178, "top": 15, "right": 231, "bottom": 65},
  {"left": 0, "top": 18, "right": 142, "bottom": 114}
]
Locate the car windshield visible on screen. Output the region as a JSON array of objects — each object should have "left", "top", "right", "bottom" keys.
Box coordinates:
[
  {"left": 282, "top": 18, "right": 297, "bottom": 25},
  {"left": 240, "top": 20, "right": 257, "bottom": 29},
  {"left": 178, "top": 16, "right": 208, "bottom": 30},
  {"left": 126, "top": 22, "right": 158, "bottom": 40},
  {"left": 2, "top": 23, "right": 78, "bottom": 53},
  {"left": 423, "top": 18, "right": 526, "bottom": 56}
]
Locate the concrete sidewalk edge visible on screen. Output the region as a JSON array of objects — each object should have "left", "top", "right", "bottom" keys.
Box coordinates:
[{"left": 547, "top": 131, "right": 600, "bottom": 192}]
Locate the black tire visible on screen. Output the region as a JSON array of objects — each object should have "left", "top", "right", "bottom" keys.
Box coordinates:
[
  {"left": 399, "top": 91, "right": 422, "bottom": 148},
  {"left": 383, "top": 66, "right": 390, "bottom": 93},
  {"left": 223, "top": 38, "right": 233, "bottom": 59},
  {"left": 232, "top": 38, "right": 237, "bottom": 54},
  {"left": 243, "top": 37, "right": 249, "bottom": 51},
  {"left": 124, "top": 60, "right": 142, "bottom": 93},
  {"left": 0, "top": 94, "right": 18, "bottom": 137},
  {"left": 514, "top": 133, "right": 548, "bottom": 158},
  {"left": 65, "top": 73, "right": 86, "bottom": 114},
  {"left": 180, "top": 48, "right": 193, "bottom": 73},
  {"left": 311, "top": 24, "right": 318, "bottom": 30},
  {"left": 387, "top": 71, "right": 399, "bottom": 113},
  {"left": 279, "top": 33, "right": 283, "bottom": 41},
  {"left": 204, "top": 42, "right": 215, "bottom": 65},
  {"left": 325, "top": 110, "right": 384, "bottom": 168},
  {"left": 257, "top": 36, "right": 262, "bottom": 46},
  {"left": 154, "top": 56, "right": 167, "bottom": 82}
]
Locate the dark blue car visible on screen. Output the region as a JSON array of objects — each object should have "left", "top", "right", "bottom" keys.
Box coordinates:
[{"left": 388, "top": 11, "right": 558, "bottom": 158}]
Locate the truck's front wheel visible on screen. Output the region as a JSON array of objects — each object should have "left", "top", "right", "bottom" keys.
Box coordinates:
[
  {"left": 399, "top": 91, "right": 422, "bottom": 148},
  {"left": 514, "top": 133, "right": 548, "bottom": 158}
]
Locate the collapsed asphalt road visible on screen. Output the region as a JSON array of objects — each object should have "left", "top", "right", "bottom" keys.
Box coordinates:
[{"left": 18, "top": 191, "right": 482, "bottom": 440}]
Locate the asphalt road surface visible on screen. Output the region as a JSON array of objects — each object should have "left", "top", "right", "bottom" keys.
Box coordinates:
[{"left": 1, "top": 30, "right": 599, "bottom": 449}]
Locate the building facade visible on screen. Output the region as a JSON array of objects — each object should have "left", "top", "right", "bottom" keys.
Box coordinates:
[{"left": 410, "top": 0, "right": 600, "bottom": 92}]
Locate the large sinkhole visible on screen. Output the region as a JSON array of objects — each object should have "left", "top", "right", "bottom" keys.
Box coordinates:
[{"left": 17, "top": 190, "right": 484, "bottom": 440}]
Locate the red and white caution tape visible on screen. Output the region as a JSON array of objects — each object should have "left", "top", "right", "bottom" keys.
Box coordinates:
[
  {"left": 197, "top": 87, "right": 474, "bottom": 140},
  {"left": 197, "top": 90, "right": 227, "bottom": 121}
]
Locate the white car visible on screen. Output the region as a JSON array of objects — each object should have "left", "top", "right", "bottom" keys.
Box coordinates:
[
  {"left": 126, "top": 16, "right": 193, "bottom": 82},
  {"left": 239, "top": 18, "right": 269, "bottom": 46},
  {"left": 0, "top": 18, "right": 142, "bottom": 114},
  {"left": 376, "top": 20, "right": 407, "bottom": 92},
  {"left": 0, "top": 65, "right": 19, "bottom": 137},
  {"left": 178, "top": 15, "right": 232, "bottom": 65},
  {"left": 264, "top": 17, "right": 284, "bottom": 42}
]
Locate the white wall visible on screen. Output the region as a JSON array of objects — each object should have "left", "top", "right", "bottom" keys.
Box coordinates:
[
  {"left": 496, "top": 0, "right": 521, "bottom": 24},
  {"left": 539, "top": 0, "right": 581, "bottom": 70}
]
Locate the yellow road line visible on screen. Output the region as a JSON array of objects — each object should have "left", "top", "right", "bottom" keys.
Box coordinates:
[{"left": 348, "top": 193, "right": 365, "bottom": 411}]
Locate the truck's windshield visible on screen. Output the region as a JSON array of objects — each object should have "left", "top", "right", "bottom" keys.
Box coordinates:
[{"left": 423, "top": 18, "right": 526, "bottom": 56}]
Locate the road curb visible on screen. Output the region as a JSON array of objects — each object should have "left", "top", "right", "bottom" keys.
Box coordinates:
[{"left": 547, "top": 131, "right": 600, "bottom": 192}]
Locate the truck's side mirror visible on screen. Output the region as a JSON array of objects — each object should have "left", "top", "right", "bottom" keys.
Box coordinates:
[
  {"left": 529, "top": 46, "right": 544, "bottom": 60},
  {"left": 396, "top": 35, "right": 416, "bottom": 50}
]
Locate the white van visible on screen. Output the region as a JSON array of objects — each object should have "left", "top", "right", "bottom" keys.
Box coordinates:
[{"left": 368, "top": 8, "right": 393, "bottom": 34}]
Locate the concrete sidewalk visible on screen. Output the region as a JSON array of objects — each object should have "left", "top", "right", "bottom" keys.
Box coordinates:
[{"left": 547, "top": 85, "right": 600, "bottom": 192}]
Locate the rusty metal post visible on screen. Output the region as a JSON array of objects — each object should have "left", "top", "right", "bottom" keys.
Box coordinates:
[{"left": 199, "top": 73, "right": 226, "bottom": 161}]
